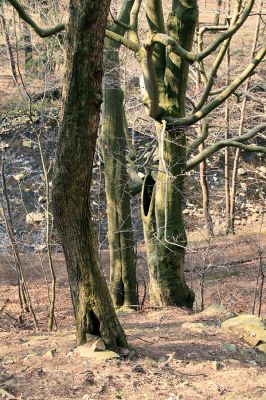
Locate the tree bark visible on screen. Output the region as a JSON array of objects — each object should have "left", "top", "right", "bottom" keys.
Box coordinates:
[
  {"left": 52, "top": 0, "right": 128, "bottom": 350},
  {"left": 101, "top": 87, "right": 137, "bottom": 309},
  {"left": 100, "top": 2, "right": 137, "bottom": 309},
  {"left": 0, "top": 8, "right": 17, "bottom": 83},
  {"left": 140, "top": 0, "right": 198, "bottom": 307},
  {"left": 141, "top": 125, "right": 194, "bottom": 307}
]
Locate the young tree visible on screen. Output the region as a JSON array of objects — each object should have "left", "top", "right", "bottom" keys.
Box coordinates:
[
  {"left": 106, "top": 0, "right": 266, "bottom": 307},
  {"left": 8, "top": 0, "right": 129, "bottom": 350}
]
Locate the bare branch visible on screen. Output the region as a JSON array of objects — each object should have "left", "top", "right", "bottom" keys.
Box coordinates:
[
  {"left": 151, "top": 0, "right": 255, "bottom": 63},
  {"left": 186, "top": 123, "right": 266, "bottom": 170},
  {"left": 7, "top": 0, "right": 65, "bottom": 37},
  {"left": 105, "top": 29, "right": 140, "bottom": 52},
  {"left": 165, "top": 45, "right": 266, "bottom": 127},
  {"left": 187, "top": 117, "right": 209, "bottom": 155}
]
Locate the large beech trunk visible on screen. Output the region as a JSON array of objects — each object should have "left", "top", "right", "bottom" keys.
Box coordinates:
[
  {"left": 101, "top": 87, "right": 137, "bottom": 309},
  {"left": 141, "top": 126, "right": 194, "bottom": 307},
  {"left": 52, "top": 0, "right": 128, "bottom": 350},
  {"left": 140, "top": 0, "right": 198, "bottom": 308}
]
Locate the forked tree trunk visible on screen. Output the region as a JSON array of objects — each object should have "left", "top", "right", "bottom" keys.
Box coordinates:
[
  {"left": 141, "top": 126, "right": 194, "bottom": 307},
  {"left": 140, "top": 0, "right": 197, "bottom": 307},
  {"left": 52, "top": 0, "right": 128, "bottom": 350},
  {"left": 101, "top": 87, "right": 137, "bottom": 309}
]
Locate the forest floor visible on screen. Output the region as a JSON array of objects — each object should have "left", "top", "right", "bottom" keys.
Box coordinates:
[{"left": 1, "top": 229, "right": 266, "bottom": 400}]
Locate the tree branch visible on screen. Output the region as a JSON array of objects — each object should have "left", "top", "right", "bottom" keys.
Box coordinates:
[
  {"left": 151, "top": 0, "right": 255, "bottom": 63},
  {"left": 105, "top": 29, "right": 140, "bottom": 52},
  {"left": 195, "top": 0, "right": 241, "bottom": 111},
  {"left": 165, "top": 45, "right": 266, "bottom": 127},
  {"left": 187, "top": 117, "right": 209, "bottom": 155},
  {"left": 7, "top": 0, "right": 65, "bottom": 37},
  {"left": 186, "top": 123, "right": 266, "bottom": 170}
]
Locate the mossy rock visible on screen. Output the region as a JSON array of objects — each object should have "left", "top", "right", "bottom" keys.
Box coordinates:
[
  {"left": 221, "top": 314, "right": 266, "bottom": 348},
  {"left": 200, "top": 304, "right": 235, "bottom": 317}
]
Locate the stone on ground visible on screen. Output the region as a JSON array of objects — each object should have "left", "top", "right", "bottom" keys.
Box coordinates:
[
  {"left": 90, "top": 338, "right": 106, "bottom": 352},
  {"left": 221, "top": 314, "right": 266, "bottom": 350},
  {"left": 0, "top": 389, "right": 15, "bottom": 399},
  {"left": 74, "top": 343, "right": 119, "bottom": 361},
  {"left": 181, "top": 322, "right": 209, "bottom": 332}
]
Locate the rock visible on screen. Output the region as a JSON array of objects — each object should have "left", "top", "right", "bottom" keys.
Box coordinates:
[
  {"left": 45, "top": 349, "right": 56, "bottom": 358},
  {"left": 221, "top": 315, "right": 266, "bottom": 347},
  {"left": 200, "top": 304, "right": 232, "bottom": 317},
  {"left": 181, "top": 322, "right": 208, "bottom": 332},
  {"left": 91, "top": 339, "right": 106, "bottom": 352},
  {"left": 12, "top": 173, "right": 25, "bottom": 182},
  {"left": 26, "top": 212, "right": 45, "bottom": 224},
  {"left": 257, "top": 343, "right": 266, "bottom": 353},
  {"left": 116, "top": 306, "right": 136, "bottom": 315},
  {"left": 240, "top": 182, "right": 247, "bottom": 191},
  {"left": 221, "top": 343, "right": 237, "bottom": 353},
  {"left": 224, "top": 358, "right": 241, "bottom": 366},
  {"left": 75, "top": 344, "right": 119, "bottom": 361},
  {"left": 212, "top": 361, "right": 224, "bottom": 370},
  {"left": 22, "top": 139, "right": 32, "bottom": 148},
  {"left": 0, "top": 380, "right": 14, "bottom": 388},
  {"left": 86, "top": 333, "right": 99, "bottom": 342},
  {"left": 238, "top": 168, "right": 247, "bottom": 176},
  {"left": 89, "top": 351, "right": 120, "bottom": 362},
  {"left": 132, "top": 364, "right": 145, "bottom": 373},
  {"left": 0, "top": 389, "right": 15, "bottom": 399}
]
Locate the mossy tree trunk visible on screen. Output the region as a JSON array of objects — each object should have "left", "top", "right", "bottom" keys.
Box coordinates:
[
  {"left": 140, "top": 0, "right": 198, "bottom": 307},
  {"left": 142, "top": 126, "right": 194, "bottom": 307},
  {"left": 101, "top": 2, "right": 137, "bottom": 309},
  {"left": 52, "top": 0, "right": 128, "bottom": 350},
  {"left": 101, "top": 88, "right": 137, "bottom": 309}
]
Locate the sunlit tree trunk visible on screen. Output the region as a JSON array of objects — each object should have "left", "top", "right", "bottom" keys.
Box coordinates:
[
  {"left": 52, "top": 0, "right": 128, "bottom": 349},
  {"left": 140, "top": 0, "right": 198, "bottom": 307},
  {"left": 101, "top": 1, "right": 137, "bottom": 309}
]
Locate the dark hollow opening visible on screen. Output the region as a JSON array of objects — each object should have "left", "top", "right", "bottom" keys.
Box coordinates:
[{"left": 142, "top": 175, "right": 155, "bottom": 217}]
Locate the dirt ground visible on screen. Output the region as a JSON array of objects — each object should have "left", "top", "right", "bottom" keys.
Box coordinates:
[{"left": 1, "top": 230, "right": 266, "bottom": 400}]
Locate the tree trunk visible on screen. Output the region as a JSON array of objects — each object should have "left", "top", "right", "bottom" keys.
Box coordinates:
[
  {"left": 100, "top": 1, "right": 137, "bottom": 309},
  {"left": 52, "top": 0, "right": 128, "bottom": 350},
  {"left": 141, "top": 125, "right": 194, "bottom": 307},
  {"left": 22, "top": 21, "right": 32, "bottom": 70},
  {"left": 0, "top": 9, "right": 17, "bottom": 83},
  {"left": 199, "top": 142, "right": 214, "bottom": 237},
  {"left": 213, "top": 0, "right": 222, "bottom": 26},
  {"left": 101, "top": 87, "right": 137, "bottom": 309},
  {"left": 139, "top": 0, "right": 197, "bottom": 307}
]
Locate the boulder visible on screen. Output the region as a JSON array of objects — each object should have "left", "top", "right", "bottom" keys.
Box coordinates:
[
  {"left": 200, "top": 304, "right": 236, "bottom": 320},
  {"left": 200, "top": 304, "right": 227, "bottom": 315},
  {"left": 181, "top": 322, "right": 208, "bottom": 332},
  {"left": 221, "top": 315, "right": 266, "bottom": 349}
]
